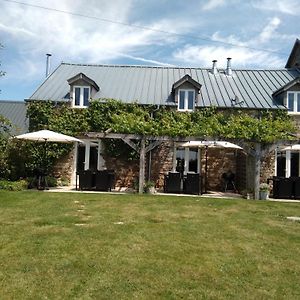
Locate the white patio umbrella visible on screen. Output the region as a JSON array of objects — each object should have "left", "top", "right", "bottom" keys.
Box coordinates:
[
  {"left": 282, "top": 144, "right": 300, "bottom": 151},
  {"left": 180, "top": 140, "right": 242, "bottom": 149},
  {"left": 14, "top": 129, "right": 82, "bottom": 143},
  {"left": 178, "top": 140, "right": 243, "bottom": 193},
  {"left": 13, "top": 130, "right": 82, "bottom": 189}
]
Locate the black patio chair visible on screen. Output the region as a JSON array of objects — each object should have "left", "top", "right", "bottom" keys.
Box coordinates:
[
  {"left": 294, "top": 177, "right": 300, "bottom": 199},
  {"left": 107, "top": 170, "right": 115, "bottom": 191},
  {"left": 78, "top": 170, "right": 95, "bottom": 190},
  {"left": 164, "top": 172, "right": 182, "bottom": 193},
  {"left": 272, "top": 177, "right": 294, "bottom": 199},
  {"left": 95, "top": 170, "right": 115, "bottom": 191},
  {"left": 183, "top": 173, "right": 202, "bottom": 195}
]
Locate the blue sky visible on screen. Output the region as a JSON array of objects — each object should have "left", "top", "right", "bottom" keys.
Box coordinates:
[{"left": 0, "top": 0, "right": 299, "bottom": 101}]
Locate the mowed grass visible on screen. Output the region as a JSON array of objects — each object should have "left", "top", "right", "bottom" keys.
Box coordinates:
[{"left": 0, "top": 191, "right": 300, "bottom": 299}]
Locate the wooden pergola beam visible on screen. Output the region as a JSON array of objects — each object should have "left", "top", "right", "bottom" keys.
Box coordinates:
[
  {"left": 139, "top": 138, "right": 146, "bottom": 194},
  {"left": 121, "top": 138, "right": 139, "bottom": 152},
  {"left": 83, "top": 132, "right": 214, "bottom": 142},
  {"left": 145, "top": 140, "right": 163, "bottom": 153}
]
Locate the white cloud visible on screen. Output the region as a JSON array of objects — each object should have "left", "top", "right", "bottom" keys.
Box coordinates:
[
  {"left": 173, "top": 44, "right": 285, "bottom": 68},
  {"left": 172, "top": 16, "right": 289, "bottom": 68},
  {"left": 0, "top": 0, "right": 192, "bottom": 80},
  {"left": 202, "top": 0, "right": 226, "bottom": 10},
  {"left": 0, "top": 23, "right": 35, "bottom": 37},
  {"left": 113, "top": 52, "right": 174, "bottom": 66},
  {"left": 211, "top": 17, "right": 285, "bottom": 47},
  {"left": 252, "top": 0, "right": 300, "bottom": 15},
  {"left": 257, "top": 17, "right": 281, "bottom": 43},
  {"left": 211, "top": 32, "right": 247, "bottom": 47}
]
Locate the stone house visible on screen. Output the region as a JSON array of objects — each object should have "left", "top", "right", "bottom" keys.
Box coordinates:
[{"left": 20, "top": 38, "right": 300, "bottom": 193}]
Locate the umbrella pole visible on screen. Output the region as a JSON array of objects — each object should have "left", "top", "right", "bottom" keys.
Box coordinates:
[
  {"left": 29, "top": 143, "right": 45, "bottom": 190},
  {"left": 43, "top": 141, "right": 49, "bottom": 190}
]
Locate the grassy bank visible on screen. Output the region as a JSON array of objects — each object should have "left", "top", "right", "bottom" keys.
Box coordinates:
[{"left": 0, "top": 191, "right": 300, "bottom": 299}]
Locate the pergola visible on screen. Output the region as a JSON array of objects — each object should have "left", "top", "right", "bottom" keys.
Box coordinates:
[{"left": 78, "top": 131, "right": 282, "bottom": 200}]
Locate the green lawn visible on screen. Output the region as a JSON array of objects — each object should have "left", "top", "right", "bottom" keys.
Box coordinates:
[{"left": 1, "top": 191, "right": 300, "bottom": 299}]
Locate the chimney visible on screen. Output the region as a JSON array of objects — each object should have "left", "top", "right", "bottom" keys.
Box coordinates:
[
  {"left": 45, "top": 53, "right": 52, "bottom": 77},
  {"left": 211, "top": 59, "right": 217, "bottom": 75},
  {"left": 226, "top": 57, "right": 232, "bottom": 76}
]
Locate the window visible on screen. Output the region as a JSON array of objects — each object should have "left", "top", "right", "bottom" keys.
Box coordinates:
[
  {"left": 73, "top": 86, "right": 90, "bottom": 107},
  {"left": 286, "top": 91, "right": 300, "bottom": 113},
  {"left": 175, "top": 147, "right": 199, "bottom": 174},
  {"left": 178, "top": 89, "right": 195, "bottom": 111},
  {"left": 276, "top": 150, "right": 300, "bottom": 177},
  {"left": 276, "top": 151, "right": 286, "bottom": 177}
]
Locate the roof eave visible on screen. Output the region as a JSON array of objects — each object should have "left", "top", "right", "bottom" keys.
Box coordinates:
[
  {"left": 67, "top": 73, "right": 100, "bottom": 91},
  {"left": 273, "top": 77, "right": 300, "bottom": 97}
]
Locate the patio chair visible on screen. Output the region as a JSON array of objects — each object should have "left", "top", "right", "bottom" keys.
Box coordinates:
[
  {"left": 294, "top": 177, "right": 300, "bottom": 199},
  {"left": 164, "top": 172, "right": 182, "bottom": 193},
  {"left": 95, "top": 170, "right": 115, "bottom": 191},
  {"left": 183, "top": 173, "right": 202, "bottom": 195},
  {"left": 78, "top": 170, "right": 95, "bottom": 190},
  {"left": 272, "top": 177, "right": 294, "bottom": 199}
]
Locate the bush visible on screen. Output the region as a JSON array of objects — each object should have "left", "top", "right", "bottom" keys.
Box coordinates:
[
  {"left": 46, "top": 176, "right": 58, "bottom": 187},
  {"left": 0, "top": 179, "right": 28, "bottom": 191},
  {"left": 58, "top": 176, "right": 70, "bottom": 186}
]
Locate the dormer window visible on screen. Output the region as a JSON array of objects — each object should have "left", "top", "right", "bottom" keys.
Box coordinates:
[
  {"left": 67, "top": 73, "right": 100, "bottom": 108},
  {"left": 287, "top": 91, "right": 300, "bottom": 113},
  {"left": 178, "top": 89, "right": 195, "bottom": 111},
  {"left": 74, "top": 86, "right": 90, "bottom": 107},
  {"left": 172, "top": 74, "right": 201, "bottom": 112}
]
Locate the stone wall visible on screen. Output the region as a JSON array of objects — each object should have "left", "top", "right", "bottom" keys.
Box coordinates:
[
  {"left": 52, "top": 146, "right": 75, "bottom": 184},
  {"left": 261, "top": 151, "right": 275, "bottom": 183},
  {"left": 54, "top": 142, "right": 246, "bottom": 192},
  {"left": 200, "top": 148, "right": 240, "bottom": 191},
  {"left": 149, "top": 142, "right": 174, "bottom": 189},
  {"left": 102, "top": 154, "right": 140, "bottom": 190}
]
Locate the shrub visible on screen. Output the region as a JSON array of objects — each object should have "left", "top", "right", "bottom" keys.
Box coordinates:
[
  {"left": 0, "top": 179, "right": 28, "bottom": 191},
  {"left": 46, "top": 176, "right": 58, "bottom": 187}
]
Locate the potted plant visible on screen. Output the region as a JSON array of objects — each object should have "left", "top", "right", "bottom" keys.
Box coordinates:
[
  {"left": 259, "top": 183, "right": 270, "bottom": 200},
  {"left": 144, "top": 181, "right": 156, "bottom": 194}
]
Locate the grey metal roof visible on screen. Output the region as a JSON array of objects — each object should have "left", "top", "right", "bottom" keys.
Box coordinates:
[
  {"left": 0, "top": 100, "right": 28, "bottom": 134},
  {"left": 29, "top": 63, "right": 300, "bottom": 110}
]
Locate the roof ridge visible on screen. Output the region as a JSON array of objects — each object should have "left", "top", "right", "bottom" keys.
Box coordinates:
[{"left": 60, "top": 62, "right": 291, "bottom": 72}]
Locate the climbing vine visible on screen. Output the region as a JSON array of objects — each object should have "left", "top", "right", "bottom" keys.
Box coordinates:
[{"left": 24, "top": 98, "right": 296, "bottom": 169}]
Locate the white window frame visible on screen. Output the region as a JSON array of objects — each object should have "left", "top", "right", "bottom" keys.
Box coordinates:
[
  {"left": 72, "top": 86, "right": 90, "bottom": 108},
  {"left": 275, "top": 149, "right": 300, "bottom": 177},
  {"left": 173, "top": 147, "right": 200, "bottom": 174},
  {"left": 286, "top": 91, "right": 300, "bottom": 114},
  {"left": 178, "top": 89, "right": 195, "bottom": 112}
]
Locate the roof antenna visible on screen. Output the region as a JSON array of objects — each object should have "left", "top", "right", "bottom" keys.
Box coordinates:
[
  {"left": 46, "top": 53, "right": 52, "bottom": 78},
  {"left": 231, "top": 95, "right": 244, "bottom": 106}
]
